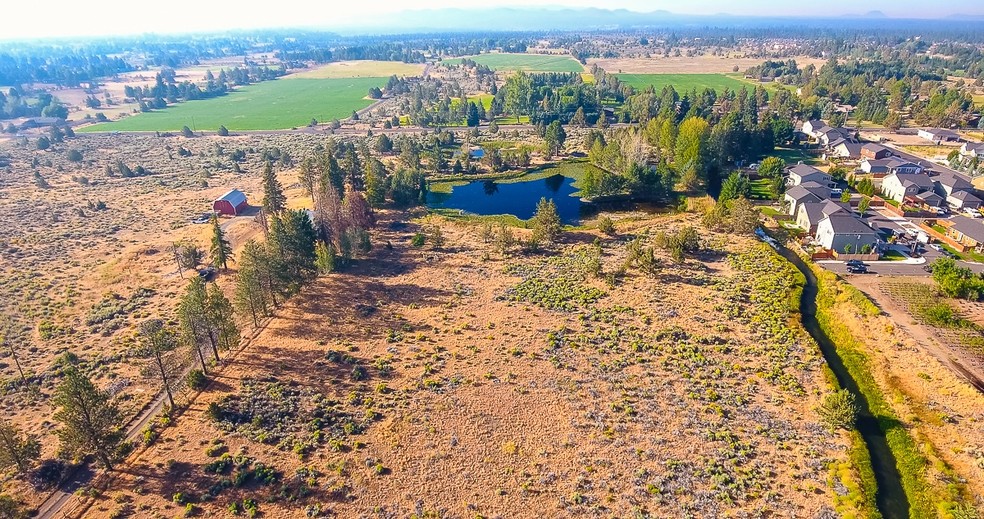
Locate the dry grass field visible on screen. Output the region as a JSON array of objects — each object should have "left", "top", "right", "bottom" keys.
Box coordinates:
[
  {"left": 286, "top": 61, "right": 426, "bottom": 79},
  {"left": 62, "top": 208, "right": 865, "bottom": 518}
]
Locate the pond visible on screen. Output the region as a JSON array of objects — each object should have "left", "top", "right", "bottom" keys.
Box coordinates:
[{"left": 427, "top": 173, "right": 584, "bottom": 224}]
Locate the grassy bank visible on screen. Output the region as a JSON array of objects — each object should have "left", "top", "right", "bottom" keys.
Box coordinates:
[{"left": 808, "top": 264, "right": 967, "bottom": 518}]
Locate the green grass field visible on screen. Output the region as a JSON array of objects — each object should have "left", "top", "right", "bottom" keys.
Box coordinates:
[
  {"left": 80, "top": 77, "right": 386, "bottom": 132},
  {"left": 444, "top": 53, "right": 583, "bottom": 73},
  {"left": 615, "top": 73, "right": 758, "bottom": 94}
]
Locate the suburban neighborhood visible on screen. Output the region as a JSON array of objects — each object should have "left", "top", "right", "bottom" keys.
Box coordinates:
[{"left": 777, "top": 119, "right": 984, "bottom": 274}]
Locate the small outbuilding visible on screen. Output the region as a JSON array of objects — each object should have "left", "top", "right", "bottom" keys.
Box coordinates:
[{"left": 213, "top": 189, "right": 249, "bottom": 216}]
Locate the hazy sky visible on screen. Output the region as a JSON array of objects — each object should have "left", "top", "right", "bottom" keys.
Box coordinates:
[{"left": 5, "top": 0, "right": 983, "bottom": 40}]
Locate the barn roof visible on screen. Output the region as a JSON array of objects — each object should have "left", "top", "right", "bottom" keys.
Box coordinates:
[{"left": 216, "top": 189, "right": 247, "bottom": 206}]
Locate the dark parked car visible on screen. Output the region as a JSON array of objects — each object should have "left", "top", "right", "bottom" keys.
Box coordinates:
[
  {"left": 846, "top": 264, "right": 868, "bottom": 274},
  {"left": 198, "top": 266, "right": 217, "bottom": 281},
  {"left": 845, "top": 259, "right": 866, "bottom": 267}
]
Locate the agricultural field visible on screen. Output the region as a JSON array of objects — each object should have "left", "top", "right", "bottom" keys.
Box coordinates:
[
  {"left": 615, "top": 73, "right": 756, "bottom": 94},
  {"left": 69, "top": 213, "right": 865, "bottom": 518},
  {"left": 286, "top": 60, "right": 425, "bottom": 79},
  {"left": 79, "top": 77, "right": 386, "bottom": 132},
  {"left": 443, "top": 53, "right": 584, "bottom": 72}
]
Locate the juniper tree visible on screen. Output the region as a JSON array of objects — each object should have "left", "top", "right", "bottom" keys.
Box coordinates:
[
  {"left": 530, "top": 197, "right": 562, "bottom": 244},
  {"left": 137, "top": 319, "right": 181, "bottom": 410},
  {"left": 209, "top": 214, "right": 233, "bottom": 270},
  {"left": 53, "top": 366, "right": 123, "bottom": 469}
]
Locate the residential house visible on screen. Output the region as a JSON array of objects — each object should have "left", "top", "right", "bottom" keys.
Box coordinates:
[
  {"left": 881, "top": 172, "right": 936, "bottom": 203},
  {"left": 817, "top": 126, "right": 854, "bottom": 147},
  {"left": 783, "top": 182, "right": 830, "bottom": 216},
  {"left": 815, "top": 214, "right": 881, "bottom": 253},
  {"left": 944, "top": 216, "right": 984, "bottom": 253},
  {"left": 959, "top": 142, "right": 984, "bottom": 158},
  {"left": 917, "top": 128, "right": 959, "bottom": 143},
  {"left": 796, "top": 199, "right": 849, "bottom": 234},
  {"left": 933, "top": 172, "right": 974, "bottom": 198},
  {"left": 786, "top": 164, "right": 834, "bottom": 187},
  {"left": 831, "top": 140, "right": 862, "bottom": 159},
  {"left": 801, "top": 120, "right": 824, "bottom": 138},
  {"left": 861, "top": 143, "right": 892, "bottom": 160},
  {"left": 860, "top": 157, "right": 924, "bottom": 176},
  {"left": 911, "top": 190, "right": 945, "bottom": 208},
  {"left": 947, "top": 190, "right": 983, "bottom": 210}
]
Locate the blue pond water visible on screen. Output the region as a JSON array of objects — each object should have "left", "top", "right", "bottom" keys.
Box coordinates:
[{"left": 428, "top": 174, "right": 583, "bottom": 224}]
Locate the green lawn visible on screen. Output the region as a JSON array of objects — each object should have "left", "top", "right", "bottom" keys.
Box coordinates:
[
  {"left": 443, "top": 53, "right": 583, "bottom": 73},
  {"left": 771, "top": 147, "right": 823, "bottom": 166},
  {"left": 615, "top": 73, "right": 752, "bottom": 94},
  {"left": 80, "top": 77, "right": 386, "bottom": 132},
  {"left": 749, "top": 178, "right": 774, "bottom": 200}
]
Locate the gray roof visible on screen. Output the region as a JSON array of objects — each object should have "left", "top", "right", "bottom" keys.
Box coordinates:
[
  {"left": 950, "top": 190, "right": 982, "bottom": 202},
  {"left": 786, "top": 185, "right": 823, "bottom": 203},
  {"left": 923, "top": 128, "right": 959, "bottom": 138},
  {"left": 892, "top": 172, "right": 935, "bottom": 190},
  {"left": 822, "top": 214, "right": 879, "bottom": 235},
  {"left": 834, "top": 141, "right": 862, "bottom": 156},
  {"left": 963, "top": 142, "right": 984, "bottom": 152},
  {"left": 950, "top": 216, "right": 984, "bottom": 243},
  {"left": 913, "top": 191, "right": 943, "bottom": 203},
  {"left": 801, "top": 200, "right": 849, "bottom": 226},
  {"left": 934, "top": 172, "right": 974, "bottom": 190},
  {"left": 216, "top": 189, "right": 247, "bottom": 205},
  {"left": 787, "top": 164, "right": 828, "bottom": 179},
  {"left": 862, "top": 143, "right": 888, "bottom": 153}
]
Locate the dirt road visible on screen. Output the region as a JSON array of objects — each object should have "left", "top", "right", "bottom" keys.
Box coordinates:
[{"left": 846, "top": 275, "right": 984, "bottom": 395}]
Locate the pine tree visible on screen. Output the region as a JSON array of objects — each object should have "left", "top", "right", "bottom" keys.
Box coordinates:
[
  {"left": 208, "top": 283, "right": 239, "bottom": 352},
  {"left": 177, "top": 278, "right": 218, "bottom": 369},
  {"left": 137, "top": 319, "right": 180, "bottom": 410},
  {"left": 209, "top": 214, "right": 233, "bottom": 270},
  {"left": 315, "top": 240, "right": 337, "bottom": 275},
  {"left": 364, "top": 158, "right": 388, "bottom": 207},
  {"left": 261, "top": 161, "right": 286, "bottom": 215},
  {"left": 53, "top": 366, "right": 123, "bottom": 469},
  {"left": 233, "top": 241, "right": 269, "bottom": 327},
  {"left": 0, "top": 418, "right": 39, "bottom": 474},
  {"left": 571, "top": 106, "right": 587, "bottom": 127}
]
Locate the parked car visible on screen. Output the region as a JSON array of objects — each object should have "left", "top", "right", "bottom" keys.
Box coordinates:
[
  {"left": 933, "top": 207, "right": 947, "bottom": 216},
  {"left": 964, "top": 209, "right": 982, "bottom": 219},
  {"left": 198, "top": 266, "right": 217, "bottom": 281},
  {"left": 830, "top": 188, "right": 843, "bottom": 197},
  {"left": 191, "top": 213, "right": 212, "bottom": 224},
  {"left": 846, "top": 264, "right": 868, "bottom": 274},
  {"left": 929, "top": 244, "right": 942, "bottom": 252}
]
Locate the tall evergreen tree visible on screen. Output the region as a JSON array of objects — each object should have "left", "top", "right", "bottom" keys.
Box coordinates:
[
  {"left": 177, "top": 278, "right": 218, "bottom": 369},
  {"left": 233, "top": 240, "right": 269, "bottom": 327},
  {"left": 137, "top": 319, "right": 181, "bottom": 410},
  {"left": 53, "top": 366, "right": 123, "bottom": 469},
  {"left": 261, "top": 161, "right": 286, "bottom": 215},
  {"left": 209, "top": 214, "right": 233, "bottom": 270},
  {"left": 207, "top": 283, "right": 239, "bottom": 352}
]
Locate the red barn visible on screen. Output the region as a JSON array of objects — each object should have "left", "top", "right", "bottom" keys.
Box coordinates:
[{"left": 213, "top": 189, "right": 248, "bottom": 216}]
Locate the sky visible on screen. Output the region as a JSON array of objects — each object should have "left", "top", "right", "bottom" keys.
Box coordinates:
[{"left": 4, "top": 0, "right": 983, "bottom": 40}]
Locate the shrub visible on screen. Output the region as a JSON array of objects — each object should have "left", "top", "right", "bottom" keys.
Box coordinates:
[
  {"left": 597, "top": 216, "right": 615, "bottom": 235},
  {"left": 186, "top": 369, "right": 207, "bottom": 390},
  {"left": 411, "top": 232, "right": 426, "bottom": 247},
  {"left": 818, "top": 389, "right": 858, "bottom": 430}
]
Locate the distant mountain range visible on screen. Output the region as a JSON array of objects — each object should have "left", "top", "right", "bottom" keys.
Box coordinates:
[{"left": 332, "top": 7, "right": 984, "bottom": 33}]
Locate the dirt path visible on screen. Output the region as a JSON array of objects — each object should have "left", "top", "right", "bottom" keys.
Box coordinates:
[
  {"left": 34, "top": 312, "right": 278, "bottom": 519},
  {"left": 847, "top": 276, "right": 984, "bottom": 394}
]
